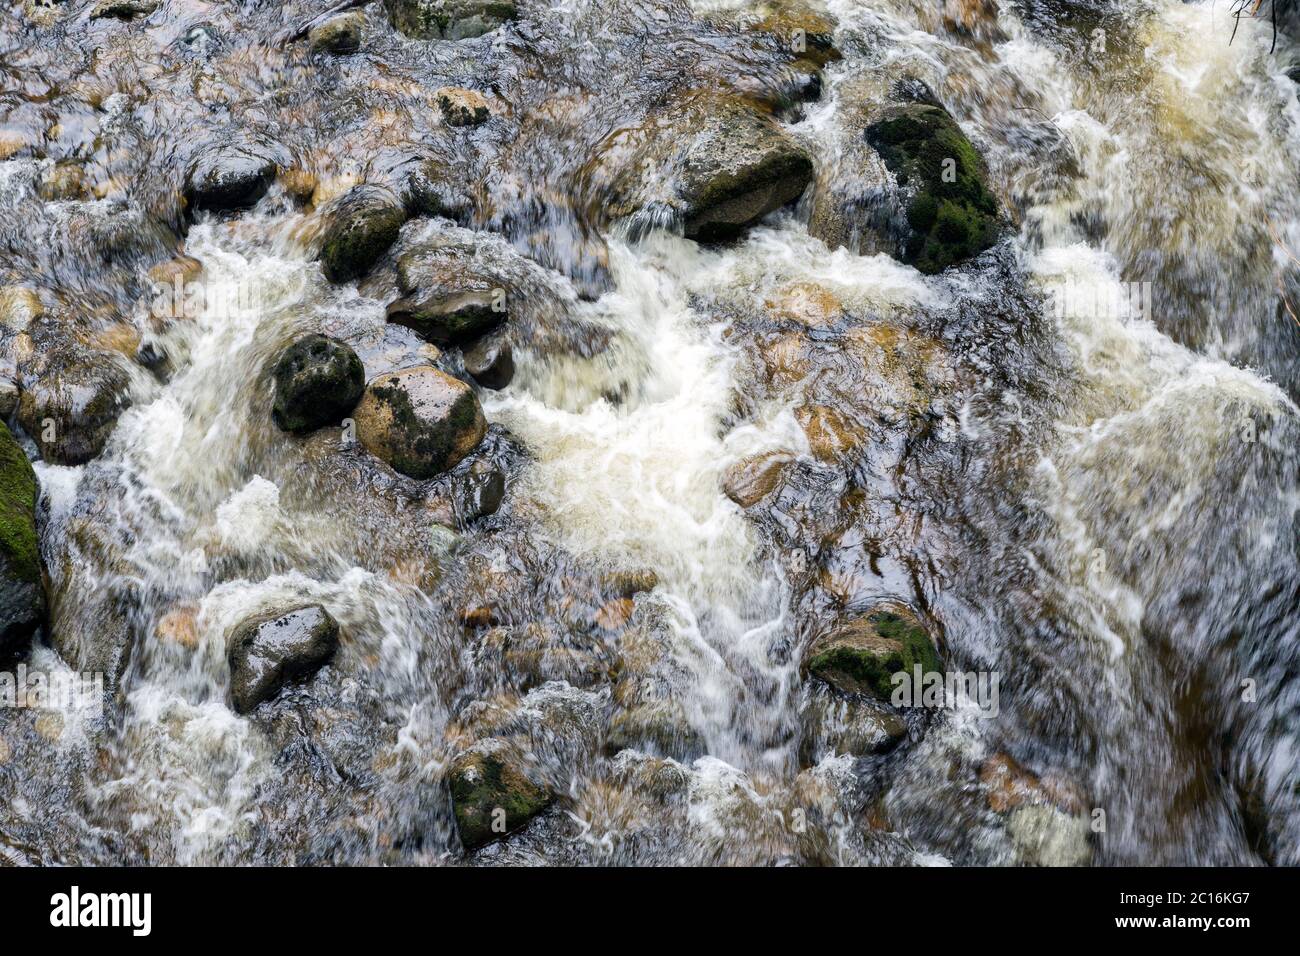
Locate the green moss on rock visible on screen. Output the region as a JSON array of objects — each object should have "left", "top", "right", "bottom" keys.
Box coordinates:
[
  {"left": 866, "top": 103, "right": 1001, "bottom": 274},
  {"left": 449, "top": 743, "right": 552, "bottom": 850},
  {"left": 383, "top": 0, "right": 518, "bottom": 40},
  {"left": 804, "top": 608, "right": 941, "bottom": 700},
  {"left": 271, "top": 334, "right": 365, "bottom": 434},
  {"left": 318, "top": 187, "right": 407, "bottom": 284},
  {"left": 0, "top": 421, "right": 44, "bottom": 659}
]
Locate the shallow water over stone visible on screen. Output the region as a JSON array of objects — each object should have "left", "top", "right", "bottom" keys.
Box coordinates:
[{"left": 0, "top": 0, "right": 1298, "bottom": 866}]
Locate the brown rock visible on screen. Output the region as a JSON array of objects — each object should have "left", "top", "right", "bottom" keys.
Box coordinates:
[
  {"left": 722, "top": 451, "right": 792, "bottom": 507},
  {"left": 353, "top": 366, "right": 487, "bottom": 479},
  {"left": 436, "top": 87, "right": 492, "bottom": 127}
]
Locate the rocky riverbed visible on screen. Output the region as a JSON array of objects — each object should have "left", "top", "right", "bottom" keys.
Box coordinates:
[{"left": 1, "top": 0, "right": 1299, "bottom": 865}]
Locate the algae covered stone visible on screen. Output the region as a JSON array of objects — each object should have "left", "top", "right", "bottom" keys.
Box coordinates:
[
  {"left": 448, "top": 739, "right": 553, "bottom": 850},
  {"left": 17, "top": 349, "right": 133, "bottom": 465},
  {"left": 865, "top": 102, "right": 1001, "bottom": 274},
  {"left": 353, "top": 365, "right": 487, "bottom": 479},
  {"left": 0, "top": 421, "right": 43, "bottom": 659},
  {"left": 271, "top": 334, "right": 365, "bottom": 434},
  {"left": 803, "top": 607, "right": 941, "bottom": 700},
  {"left": 317, "top": 186, "right": 408, "bottom": 283}
]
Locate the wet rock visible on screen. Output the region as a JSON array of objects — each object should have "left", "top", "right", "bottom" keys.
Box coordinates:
[
  {"left": 308, "top": 11, "right": 364, "bottom": 54},
  {"left": 0, "top": 377, "right": 18, "bottom": 419},
  {"left": 317, "top": 186, "right": 408, "bottom": 283},
  {"left": 749, "top": 0, "right": 842, "bottom": 68},
  {"left": 764, "top": 280, "right": 845, "bottom": 327},
  {"left": 605, "top": 703, "right": 705, "bottom": 761},
  {"left": 89, "top": 0, "right": 158, "bottom": 20},
  {"left": 404, "top": 158, "right": 475, "bottom": 222},
  {"left": 1006, "top": 804, "right": 1092, "bottom": 866},
  {"left": 184, "top": 146, "right": 277, "bottom": 215},
  {"left": 271, "top": 334, "right": 365, "bottom": 434},
  {"left": 600, "top": 568, "right": 659, "bottom": 598},
  {"left": 0, "top": 422, "right": 44, "bottom": 660},
  {"left": 386, "top": 289, "right": 502, "bottom": 345},
  {"left": 462, "top": 335, "right": 514, "bottom": 389},
  {"left": 384, "top": 0, "right": 518, "bottom": 40},
  {"left": 17, "top": 350, "right": 133, "bottom": 465},
  {"left": 353, "top": 365, "right": 487, "bottom": 479},
  {"left": 864, "top": 101, "right": 1002, "bottom": 274},
  {"left": 227, "top": 604, "right": 340, "bottom": 714},
  {"left": 979, "top": 753, "right": 1085, "bottom": 815},
  {"left": 795, "top": 403, "right": 864, "bottom": 462},
  {"left": 448, "top": 738, "right": 553, "bottom": 851},
  {"left": 436, "top": 87, "right": 491, "bottom": 127},
  {"left": 802, "top": 607, "right": 941, "bottom": 701},
  {"left": 0, "top": 287, "right": 42, "bottom": 334},
  {"left": 799, "top": 684, "right": 906, "bottom": 764},
  {"left": 36, "top": 162, "right": 89, "bottom": 202},
  {"left": 611, "top": 95, "right": 813, "bottom": 242},
  {"left": 722, "top": 451, "right": 792, "bottom": 507}
]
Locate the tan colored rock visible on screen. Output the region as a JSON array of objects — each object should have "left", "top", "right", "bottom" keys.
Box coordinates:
[
  {"left": 758, "top": 331, "right": 810, "bottom": 387},
  {"left": 155, "top": 605, "right": 200, "bottom": 649},
  {"left": 796, "top": 404, "right": 863, "bottom": 462},
  {"left": 354, "top": 366, "right": 487, "bottom": 479},
  {"left": 37, "top": 162, "right": 89, "bottom": 201},
  {"left": 436, "top": 87, "right": 492, "bottom": 127},
  {"left": 722, "top": 450, "right": 792, "bottom": 507},
  {"left": 764, "top": 280, "right": 844, "bottom": 327},
  {"left": 0, "top": 286, "right": 43, "bottom": 333},
  {"left": 979, "top": 753, "right": 1085, "bottom": 815}
]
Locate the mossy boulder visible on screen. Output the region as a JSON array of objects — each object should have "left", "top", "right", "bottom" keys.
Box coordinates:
[
  {"left": 317, "top": 186, "right": 408, "bottom": 283},
  {"left": 803, "top": 608, "right": 941, "bottom": 700},
  {"left": 0, "top": 421, "right": 43, "bottom": 659},
  {"left": 184, "top": 146, "right": 277, "bottom": 215},
  {"left": 227, "top": 604, "right": 340, "bottom": 714},
  {"left": 308, "top": 11, "right": 364, "bottom": 54},
  {"left": 353, "top": 365, "right": 487, "bottom": 479},
  {"left": 270, "top": 334, "right": 365, "bottom": 434},
  {"left": 383, "top": 0, "right": 518, "bottom": 40},
  {"left": 865, "top": 102, "right": 1002, "bottom": 274},
  {"left": 448, "top": 740, "right": 553, "bottom": 850},
  {"left": 17, "top": 349, "right": 133, "bottom": 465},
  {"left": 386, "top": 289, "right": 503, "bottom": 345}
]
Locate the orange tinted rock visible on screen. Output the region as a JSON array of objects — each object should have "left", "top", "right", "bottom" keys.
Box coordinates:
[{"left": 721, "top": 450, "right": 792, "bottom": 507}]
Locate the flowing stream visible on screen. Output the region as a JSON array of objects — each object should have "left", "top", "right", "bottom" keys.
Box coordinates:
[{"left": 1, "top": 0, "right": 1299, "bottom": 865}]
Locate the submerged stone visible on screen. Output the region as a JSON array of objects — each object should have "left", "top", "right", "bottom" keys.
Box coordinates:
[
  {"left": 271, "top": 334, "right": 365, "bottom": 434},
  {"left": 803, "top": 607, "right": 941, "bottom": 700},
  {"left": 228, "top": 604, "right": 340, "bottom": 714},
  {"left": 436, "top": 87, "right": 491, "bottom": 127},
  {"left": 0, "top": 422, "right": 44, "bottom": 660},
  {"left": 353, "top": 365, "right": 487, "bottom": 479},
  {"left": 448, "top": 739, "right": 553, "bottom": 850},
  {"left": 184, "top": 146, "right": 276, "bottom": 215},
  {"left": 383, "top": 0, "right": 518, "bottom": 40},
  {"left": 309, "top": 11, "right": 364, "bottom": 54},
  {"left": 865, "top": 101, "right": 1002, "bottom": 274},
  {"left": 17, "top": 350, "right": 133, "bottom": 465},
  {"left": 89, "top": 0, "right": 158, "bottom": 20},
  {"left": 317, "top": 186, "right": 408, "bottom": 283}
]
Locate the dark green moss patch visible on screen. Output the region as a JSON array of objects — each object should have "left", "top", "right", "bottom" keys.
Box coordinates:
[
  {"left": 866, "top": 103, "right": 1002, "bottom": 274},
  {"left": 805, "top": 610, "right": 941, "bottom": 700},
  {"left": 318, "top": 189, "right": 407, "bottom": 283},
  {"left": 0, "top": 422, "right": 39, "bottom": 586},
  {"left": 449, "top": 748, "right": 552, "bottom": 850}
]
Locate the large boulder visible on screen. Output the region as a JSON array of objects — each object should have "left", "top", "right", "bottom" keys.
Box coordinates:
[
  {"left": 387, "top": 242, "right": 507, "bottom": 345},
  {"left": 353, "top": 366, "right": 487, "bottom": 479},
  {"left": 17, "top": 350, "right": 133, "bottom": 465},
  {"left": 447, "top": 738, "right": 553, "bottom": 850},
  {"left": 270, "top": 334, "right": 365, "bottom": 434},
  {"left": 227, "top": 604, "right": 340, "bottom": 714},
  {"left": 184, "top": 146, "right": 277, "bottom": 215},
  {"left": 308, "top": 11, "right": 364, "bottom": 54},
  {"left": 609, "top": 95, "right": 813, "bottom": 242},
  {"left": 0, "top": 422, "right": 43, "bottom": 660},
  {"left": 802, "top": 607, "right": 941, "bottom": 700},
  {"left": 317, "top": 186, "right": 408, "bottom": 283},
  {"left": 864, "top": 101, "right": 1002, "bottom": 274},
  {"left": 384, "top": 0, "right": 518, "bottom": 40}
]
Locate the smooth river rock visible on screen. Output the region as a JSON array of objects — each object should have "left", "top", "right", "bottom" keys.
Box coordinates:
[
  {"left": 228, "top": 604, "right": 340, "bottom": 714},
  {"left": 184, "top": 146, "right": 277, "bottom": 215},
  {"left": 353, "top": 365, "right": 487, "bottom": 479},
  {"left": 17, "top": 349, "right": 133, "bottom": 465},
  {"left": 448, "top": 739, "right": 553, "bottom": 851},
  {"left": 317, "top": 185, "right": 408, "bottom": 283}
]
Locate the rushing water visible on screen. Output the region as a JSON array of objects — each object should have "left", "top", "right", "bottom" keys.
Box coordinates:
[{"left": 1, "top": 0, "right": 1298, "bottom": 865}]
